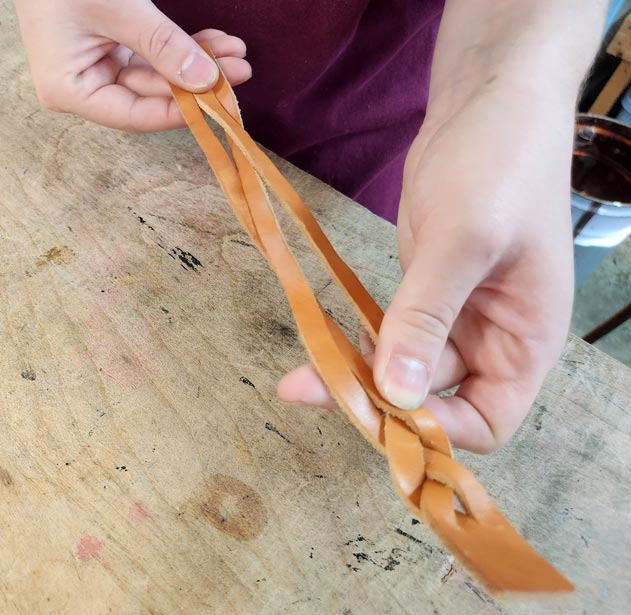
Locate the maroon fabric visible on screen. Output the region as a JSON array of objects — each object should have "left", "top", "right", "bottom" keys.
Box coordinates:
[{"left": 155, "top": 1, "right": 444, "bottom": 223}]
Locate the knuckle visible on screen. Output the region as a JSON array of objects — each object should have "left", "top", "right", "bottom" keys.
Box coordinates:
[
  {"left": 223, "top": 35, "right": 247, "bottom": 54},
  {"left": 143, "top": 20, "right": 178, "bottom": 60},
  {"left": 476, "top": 440, "right": 500, "bottom": 455},
  {"left": 481, "top": 432, "right": 508, "bottom": 454},
  {"left": 398, "top": 302, "right": 455, "bottom": 344},
  {"left": 471, "top": 423, "right": 512, "bottom": 454},
  {"left": 460, "top": 224, "right": 506, "bottom": 269},
  {"left": 195, "top": 28, "right": 226, "bottom": 38},
  {"left": 122, "top": 98, "right": 142, "bottom": 134},
  {"left": 35, "top": 85, "right": 61, "bottom": 112}
]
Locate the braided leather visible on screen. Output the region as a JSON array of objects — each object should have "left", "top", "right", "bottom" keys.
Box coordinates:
[{"left": 169, "top": 47, "right": 573, "bottom": 594}]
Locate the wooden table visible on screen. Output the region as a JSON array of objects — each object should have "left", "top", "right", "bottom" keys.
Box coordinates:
[{"left": 1, "top": 4, "right": 630, "bottom": 614}]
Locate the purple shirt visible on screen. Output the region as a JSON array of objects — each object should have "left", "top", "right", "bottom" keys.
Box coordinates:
[{"left": 156, "top": 1, "right": 444, "bottom": 223}]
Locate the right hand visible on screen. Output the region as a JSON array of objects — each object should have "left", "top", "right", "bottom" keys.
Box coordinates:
[{"left": 14, "top": 0, "right": 251, "bottom": 131}]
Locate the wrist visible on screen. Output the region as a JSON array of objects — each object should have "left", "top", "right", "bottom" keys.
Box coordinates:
[{"left": 425, "top": 0, "right": 607, "bottom": 126}]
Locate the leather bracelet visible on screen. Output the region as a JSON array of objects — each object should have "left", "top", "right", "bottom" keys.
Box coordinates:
[{"left": 169, "top": 47, "right": 573, "bottom": 595}]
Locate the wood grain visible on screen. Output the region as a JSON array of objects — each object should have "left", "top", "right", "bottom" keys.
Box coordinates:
[{"left": 1, "top": 2, "right": 630, "bottom": 613}]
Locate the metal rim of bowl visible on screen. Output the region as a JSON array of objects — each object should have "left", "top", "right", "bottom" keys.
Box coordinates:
[{"left": 572, "top": 113, "right": 631, "bottom": 208}]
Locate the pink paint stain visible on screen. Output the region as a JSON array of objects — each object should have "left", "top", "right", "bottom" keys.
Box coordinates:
[
  {"left": 77, "top": 534, "right": 102, "bottom": 562},
  {"left": 129, "top": 500, "right": 150, "bottom": 522}
]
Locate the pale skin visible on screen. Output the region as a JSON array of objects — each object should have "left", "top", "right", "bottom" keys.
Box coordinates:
[{"left": 14, "top": 0, "right": 607, "bottom": 452}]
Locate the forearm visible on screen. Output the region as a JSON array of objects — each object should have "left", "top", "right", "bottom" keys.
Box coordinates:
[{"left": 425, "top": 0, "right": 608, "bottom": 126}]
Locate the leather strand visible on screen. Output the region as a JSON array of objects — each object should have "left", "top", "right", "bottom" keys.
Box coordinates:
[{"left": 169, "top": 48, "right": 574, "bottom": 594}]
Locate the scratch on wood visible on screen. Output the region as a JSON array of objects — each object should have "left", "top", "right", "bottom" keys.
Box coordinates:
[
  {"left": 464, "top": 580, "right": 504, "bottom": 610},
  {"left": 229, "top": 238, "right": 255, "bottom": 248},
  {"left": 392, "top": 527, "right": 434, "bottom": 555},
  {"left": 440, "top": 562, "right": 456, "bottom": 583},
  {"left": 264, "top": 422, "right": 291, "bottom": 444}
]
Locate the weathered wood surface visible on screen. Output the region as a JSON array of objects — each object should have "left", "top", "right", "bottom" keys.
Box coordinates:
[{"left": 1, "top": 3, "right": 630, "bottom": 614}]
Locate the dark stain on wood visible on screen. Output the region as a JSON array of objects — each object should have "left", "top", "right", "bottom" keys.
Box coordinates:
[
  {"left": 345, "top": 535, "right": 404, "bottom": 573},
  {"left": 239, "top": 376, "right": 255, "bottom": 389},
  {"left": 199, "top": 474, "right": 267, "bottom": 541},
  {"left": 169, "top": 247, "right": 203, "bottom": 272},
  {"left": 36, "top": 245, "right": 75, "bottom": 267},
  {"left": 532, "top": 404, "right": 547, "bottom": 431},
  {"left": 0, "top": 467, "right": 13, "bottom": 487},
  {"left": 270, "top": 319, "right": 297, "bottom": 344},
  {"left": 95, "top": 169, "right": 113, "bottom": 190}
]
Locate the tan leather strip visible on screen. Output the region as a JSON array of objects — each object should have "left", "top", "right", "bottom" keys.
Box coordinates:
[
  {"left": 169, "top": 49, "right": 573, "bottom": 594},
  {"left": 194, "top": 90, "right": 385, "bottom": 343}
]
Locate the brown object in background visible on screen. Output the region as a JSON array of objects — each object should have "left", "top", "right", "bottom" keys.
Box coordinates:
[
  {"left": 584, "top": 301, "right": 631, "bottom": 343},
  {"left": 590, "top": 13, "right": 631, "bottom": 115}
]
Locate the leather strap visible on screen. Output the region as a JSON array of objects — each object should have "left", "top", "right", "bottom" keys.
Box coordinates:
[{"left": 169, "top": 48, "right": 573, "bottom": 594}]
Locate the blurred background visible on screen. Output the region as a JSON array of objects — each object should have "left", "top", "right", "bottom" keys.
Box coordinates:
[{"left": 570, "top": 0, "right": 631, "bottom": 366}]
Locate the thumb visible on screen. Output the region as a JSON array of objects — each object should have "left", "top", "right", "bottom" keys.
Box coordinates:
[
  {"left": 373, "top": 237, "right": 485, "bottom": 410},
  {"left": 106, "top": 0, "right": 219, "bottom": 91}
]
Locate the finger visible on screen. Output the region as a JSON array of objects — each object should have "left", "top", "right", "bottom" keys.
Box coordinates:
[
  {"left": 80, "top": 83, "right": 185, "bottom": 132},
  {"left": 281, "top": 363, "right": 532, "bottom": 453},
  {"left": 192, "top": 28, "right": 226, "bottom": 40},
  {"left": 422, "top": 374, "right": 535, "bottom": 453},
  {"left": 216, "top": 56, "right": 253, "bottom": 86},
  {"left": 70, "top": 54, "right": 183, "bottom": 131},
  {"left": 278, "top": 336, "right": 468, "bottom": 409},
  {"left": 109, "top": 45, "right": 134, "bottom": 68},
  {"left": 279, "top": 329, "right": 378, "bottom": 408},
  {"left": 103, "top": 0, "right": 219, "bottom": 92},
  {"left": 432, "top": 339, "right": 468, "bottom": 391},
  {"left": 277, "top": 364, "right": 338, "bottom": 409},
  {"left": 129, "top": 52, "right": 151, "bottom": 67},
  {"left": 193, "top": 31, "right": 247, "bottom": 59},
  {"left": 361, "top": 328, "right": 467, "bottom": 392},
  {"left": 117, "top": 64, "right": 169, "bottom": 97},
  {"left": 373, "top": 229, "right": 495, "bottom": 411},
  {"left": 117, "top": 56, "right": 252, "bottom": 98}
]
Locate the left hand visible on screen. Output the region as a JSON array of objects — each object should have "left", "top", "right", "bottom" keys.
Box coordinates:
[
  {"left": 14, "top": 0, "right": 251, "bottom": 132},
  {"left": 278, "top": 83, "right": 576, "bottom": 453}
]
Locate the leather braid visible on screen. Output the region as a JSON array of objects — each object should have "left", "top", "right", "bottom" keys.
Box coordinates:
[{"left": 169, "top": 46, "right": 573, "bottom": 594}]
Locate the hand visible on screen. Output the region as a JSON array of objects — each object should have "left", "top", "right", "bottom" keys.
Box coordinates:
[
  {"left": 278, "top": 85, "right": 575, "bottom": 453},
  {"left": 14, "top": 0, "right": 251, "bottom": 131}
]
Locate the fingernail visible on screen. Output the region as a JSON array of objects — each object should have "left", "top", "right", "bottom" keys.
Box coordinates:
[
  {"left": 180, "top": 52, "right": 218, "bottom": 87},
  {"left": 382, "top": 355, "right": 429, "bottom": 411}
]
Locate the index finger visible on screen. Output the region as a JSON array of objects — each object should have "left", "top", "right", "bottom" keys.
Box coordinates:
[
  {"left": 423, "top": 374, "right": 536, "bottom": 453},
  {"left": 77, "top": 83, "right": 185, "bottom": 132}
]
